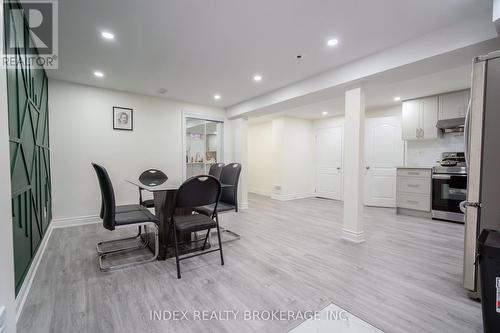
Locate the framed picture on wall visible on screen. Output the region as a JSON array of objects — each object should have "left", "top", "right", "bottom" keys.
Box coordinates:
[{"left": 113, "top": 106, "right": 133, "bottom": 131}]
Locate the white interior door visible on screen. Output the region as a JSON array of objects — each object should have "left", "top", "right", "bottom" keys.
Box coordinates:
[
  {"left": 315, "top": 127, "right": 343, "bottom": 200},
  {"left": 364, "top": 116, "right": 404, "bottom": 207}
]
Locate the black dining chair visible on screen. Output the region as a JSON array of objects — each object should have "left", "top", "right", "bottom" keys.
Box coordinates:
[
  {"left": 92, "top": 163, "right": 160, "bottom": 271},
  {"left": 208, "top": 163, "right": 225, "bottom": 180},
  {"left": 166, "top": 175, "right": 223, "bottom": 279},
  {"left": 138, "top": 169, "right": 168, "bottom": 208},
  {"left": 194, "top": 163, "right": 241, "bottom": 214},
  {"left": 193, "top": 163, "right": 242, "bottom": 241}
]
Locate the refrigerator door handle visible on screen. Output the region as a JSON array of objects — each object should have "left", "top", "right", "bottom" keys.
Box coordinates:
[
  {"left": 464, "top": 98, "right": 471, "bottom": 167},
  {"left": 460, "top": 201, "right": 482, "bottom": 213},
  {"left": 459, "top": 201, "right": 467, "bottom": 213}
]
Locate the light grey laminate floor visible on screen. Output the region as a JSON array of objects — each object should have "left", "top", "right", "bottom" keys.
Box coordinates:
[{"left": 18, "top": 194, "right": 482, "bottom": 333}]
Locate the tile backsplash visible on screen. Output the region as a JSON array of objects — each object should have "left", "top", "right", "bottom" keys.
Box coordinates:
[{"left": 405, "top": 132, "right": 464, "bottom": 166}]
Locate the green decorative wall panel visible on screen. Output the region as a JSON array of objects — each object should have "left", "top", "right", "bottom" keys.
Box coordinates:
[{"left": 4, "top": 1, "right": 52, "bottom": 294}]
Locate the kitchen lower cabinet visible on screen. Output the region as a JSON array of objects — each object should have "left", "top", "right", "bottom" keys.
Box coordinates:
[{"left": 396, "top": 168, "right": 432, "bottom": 217}]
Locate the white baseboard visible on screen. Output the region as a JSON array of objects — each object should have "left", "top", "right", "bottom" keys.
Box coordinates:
[
  {"left": 341, "top": 228, "right": 366, "bottom": 243},
  {"left": 271, "top": 192, "right": 315, "bottom": 201},
  {"left": 248, "top": 189, "right": 271, "bottom": 197},
  {"left": 15, "top": 224, "right": 54, "bottom": 322},
  {"left": 51, "top": 215, "right": 100, "bottom": 228},
  {"left": 239, "top": 202, "right": 249, "bottom": 210}
]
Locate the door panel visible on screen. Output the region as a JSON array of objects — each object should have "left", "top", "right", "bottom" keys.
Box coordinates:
[
  {"left": 315, "top": 127, "right": 343, "bottom": 200},
  {"left": 365, "top": 116, "right": 404, "bottom": 207}
]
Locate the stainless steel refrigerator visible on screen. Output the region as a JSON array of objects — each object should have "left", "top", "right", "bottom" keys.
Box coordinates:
[{"left": 462, "top": 50, "right": 500, "bottom": 297}]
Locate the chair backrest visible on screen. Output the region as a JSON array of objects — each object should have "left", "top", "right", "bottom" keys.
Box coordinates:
[
  {"left": 220, "top": 163, "right": 241, "bottom": 206},
  {"left": 208, "top": 163, "right": 225, "bottom": 179},
  {"left": 92, "top": 163, "right": 116, "bottom": 231},
  {"left": 139, "top": 169, "right": 168, "bottom": 185},
  {"left": 174, "top": 175, "right": 221, "bottom": 216}
]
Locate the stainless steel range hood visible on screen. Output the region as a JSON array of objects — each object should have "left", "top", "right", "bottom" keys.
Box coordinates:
[{"left": 436, "top": 117, "right": 465, "bottom": 133}]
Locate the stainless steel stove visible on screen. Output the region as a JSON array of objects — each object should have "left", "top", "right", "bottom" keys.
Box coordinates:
[{"left": 431, "top": 152, "right": 467, "bottom": 223}]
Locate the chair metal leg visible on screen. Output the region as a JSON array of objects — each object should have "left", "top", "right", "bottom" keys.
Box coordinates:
[
  {"left": 96, "top": 231, "right": 147, "bottom": 255},
  {"left": 98, "top": 222, "right": 159, "bottom": 272},
  {"left": 201, "top": 228, "right": 211, "bottom": 250},
  {"left": 172, "top": 224, "right": 181, "bottom": 279},
  {"left": 213, "top": 210, "right": 240, "bottom": 243},
  {"left": 215, "top": 215, "right": 224, "bottom": 266}
]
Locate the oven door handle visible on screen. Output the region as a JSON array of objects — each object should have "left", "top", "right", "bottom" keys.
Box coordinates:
[
  {"left": 448, "top": 188, "right": 467, "bottom": 195},
  {"left": 432, "top": 174, "right": 467, "bottom": 179},
  {"left": 432, "top": 174, "right": 451, "bottom": 179}
]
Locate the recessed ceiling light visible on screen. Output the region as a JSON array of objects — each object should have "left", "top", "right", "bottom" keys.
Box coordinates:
[
  {"left": 394, "top": 96, "right": 401, "bottom": 101},
  {"left": 213, "top": 94, "right": 221, "bottom": 100},
  {"left": 101, "top": 31, "right": 114, "bottom": 40},
  {"left": 253, "top": 74, "right": 262, "bottom": 82},
  {"left": 322, "top": 111, "right": 329, "bottom": 115},
  {"left": 327, "top": 38, "right": 339, "bottom": 47},
  {"left": 94, "top": 71, "right": 104, "bottom": 78}
]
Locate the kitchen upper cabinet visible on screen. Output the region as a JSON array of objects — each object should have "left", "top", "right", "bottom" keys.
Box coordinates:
[
  {"left": 438, "top": 90, "right": 470, "bottom": 120},
  {"left": 421, "top": 96, "right": 438, "bottom": 139},
  {"left": 402, "top": 96, "right": 438, "bottom": 140},
  {"left": 402, "top": 100, "right": 420, "bottom": 140}
]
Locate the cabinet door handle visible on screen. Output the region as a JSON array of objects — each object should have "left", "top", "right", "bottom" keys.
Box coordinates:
[
  {"left": 421, "top": 128, "right": 424, "bottom": 138},
  {"left": 407, "top": 184, "right": 419, "bottom": 188},
  {"left": 415, "top": 128, "right": 419, "bottom": 138},
  {"left": 407, "top": 200, "right": 419, "bottom": 205}
]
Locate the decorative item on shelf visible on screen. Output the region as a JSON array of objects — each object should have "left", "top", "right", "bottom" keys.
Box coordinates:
[
  {"left": 113, "top": 106, "right": 133, "bottom": 131},
  {"left": 206, "top": 151, "right": 217, "bottom": 163}
]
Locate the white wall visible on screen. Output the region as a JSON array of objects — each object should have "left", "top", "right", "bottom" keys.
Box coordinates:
[
  {"left": 229, "top": 117, "right": 249, "bottom": 209},
  {"left": 278, "top": 117, "right": 315, "bottom": 199},
  {"left": 247, "top": 117, "right": 315, "bottom": 200},
  {"left": 248, "top": 122, "right": 273, "bottom": 196},
  {"left": 494, "top": 0, "right": 500, "bottom": 22},
  {"left": 49, "top": 80, "right": 228, "bottom": 220},
  {"left": 0, "top": 5, "right": 17, "bottom": 332}
]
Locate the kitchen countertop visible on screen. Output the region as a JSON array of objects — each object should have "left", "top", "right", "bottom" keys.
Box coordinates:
[{"left": 397, "top": 166, "right": 434, "bottom": 169}]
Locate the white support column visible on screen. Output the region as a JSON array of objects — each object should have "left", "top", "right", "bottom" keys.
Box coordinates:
[
  {"left": 0, "top": 4, "right": 17, "bottom": 332},
  {"left": 342, "top": 87, "right": 366, "bottom": 243},
  {"left": 231, "top": 117, "right": 249, "bottom": 209}
]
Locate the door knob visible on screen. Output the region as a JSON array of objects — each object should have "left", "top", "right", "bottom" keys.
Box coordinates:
[{"left": 366, "top": 166, "right": 370, "bottom": 170}]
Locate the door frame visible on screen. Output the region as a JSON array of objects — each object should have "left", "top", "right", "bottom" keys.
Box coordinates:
[{"left": 181, "top": 110, "right": 225, "bottom": 180}]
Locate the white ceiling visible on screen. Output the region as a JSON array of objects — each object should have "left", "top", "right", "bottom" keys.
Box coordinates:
[
  {"left": 48, "top": 0, "right": 492, "bottom": 108},
  {"left": 248, "top": 36, "right": 500, "bottom": 123},
  {"left": 248, "top": 65, "right": 472, "bottom": 123}
]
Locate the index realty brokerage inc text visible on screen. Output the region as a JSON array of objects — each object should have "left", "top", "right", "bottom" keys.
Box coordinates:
[{"left": 150, "top": 309, "right": 349, "bottom": 321}]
